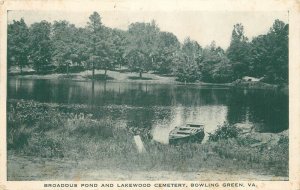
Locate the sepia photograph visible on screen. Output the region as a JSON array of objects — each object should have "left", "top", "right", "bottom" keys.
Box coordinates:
[
  {"left": 6, "top": 9, "right": 290, "bottom": 181},
  {"left": 1, "top": 1, "right": 300, "bottom": 189}
]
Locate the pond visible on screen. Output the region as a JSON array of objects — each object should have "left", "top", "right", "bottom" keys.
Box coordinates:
[{"left": 8, "top": 78, "right": 288, "bottom": 143}]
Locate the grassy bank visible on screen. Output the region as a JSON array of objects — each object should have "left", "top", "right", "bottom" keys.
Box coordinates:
[
  {"left": 7, "top": 99, "right": 288, "bottom": 180},
  {"left": 9, "top": 68, "right": 232, "bottom": 87},
  {"left": 9, "top": 68, "right": 288, "bottom": 92},
  {"left": 9, "top": 68, "right": 179, "bottom": 84}
]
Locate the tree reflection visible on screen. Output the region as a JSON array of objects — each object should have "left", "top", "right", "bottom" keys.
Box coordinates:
[
  {"left": 8, "top": 78, "right": 288, "bottom": 133},
  {"left": 227, "top": 89, "right": 288, "bottom": 132}
]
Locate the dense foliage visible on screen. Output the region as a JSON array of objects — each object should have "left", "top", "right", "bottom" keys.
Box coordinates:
[
  {"left": 208, "top": 122, "right": 241, "bottom": 142},
  {"left": 8, "top": 12, "right": 288, "bottom": 84}
]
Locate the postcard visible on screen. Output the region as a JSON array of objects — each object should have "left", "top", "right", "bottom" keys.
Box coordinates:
[{"left": 0, "top": 0, "right": 300, "bottom": 189}]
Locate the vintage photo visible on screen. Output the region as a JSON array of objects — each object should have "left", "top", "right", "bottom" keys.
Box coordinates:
[{"left": 4, "top": 2, "right": 293, "bottom": 185}]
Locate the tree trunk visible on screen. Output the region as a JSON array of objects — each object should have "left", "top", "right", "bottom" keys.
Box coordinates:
[
  {"left": 92, "top": 63, "right": 95, "bottom": 80},
  {"left": 91, "top": 80, "right": 95, "bottom": 107},
  {"left": 104, "top": 80, "right": 107, "bottom": 92},
  {"left": 139, "top": 71, "right": 142, "bottom": 79},
  {"left": 20, "top": 65, "right": 23, "bottom": 75},
  {"left": 104, "top": 69, "right": 107, "bottom": 80},
  {"left": 67, "top": 62, "right": 69, "bottom": 76}
]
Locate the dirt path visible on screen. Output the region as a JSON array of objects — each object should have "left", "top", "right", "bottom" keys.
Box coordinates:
[{"left": 7, "top": 154, "right": 287, "bottom": 181}]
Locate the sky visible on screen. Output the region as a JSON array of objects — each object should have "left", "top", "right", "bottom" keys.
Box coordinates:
[{"left": 8, "top": 10, "right": 288, "bottom": 49}]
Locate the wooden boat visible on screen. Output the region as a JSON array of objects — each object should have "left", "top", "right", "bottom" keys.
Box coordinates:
[{"left": 169, "top": 123, "right": 205, "bottom": 144}]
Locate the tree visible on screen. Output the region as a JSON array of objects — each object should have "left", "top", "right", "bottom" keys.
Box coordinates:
[
  {"left": 111, "top": 29, "right": 127, "bottom": 69},
  {"left": 174, "top": 38, "right": 202, "bottom": 82},
  {"left": 226, "top": 23, "right": 250, "bottom": 79},
  {"left": 200, "top": 41, "right": 233, "bottom": 82},
  {"left": 153, "top": 32, "right": 180, "bottom": 74},
  {"left": 267, "top": 20, "right": 288, "bottom": 83},
  {"left": 94, "top": 27, "right": 122, "bottom": 79},
  {"left": 52, "top": 21, "right": 74, "bottom": 73},
  {"left": 87, "top": 12, "right": 103, "bottom": 79},
  {"left": 28, "top": 21, "right": 52, "bottom": 72},
  {"left": 249, "top": 20, "right": 288, "bottom": 83},
  {"left": 7, "top": 18, "right": 29, "bottom": 73},
  {"left": 74, "top": 27, "right": 90, "bottom": 66},
  {"left": 125, "top": 21, "right": 160, "bottom": 78}
]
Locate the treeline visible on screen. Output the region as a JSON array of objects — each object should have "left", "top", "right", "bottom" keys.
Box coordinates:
[{"left": 8, "top": 12, "right": 288, "bottom": 84}]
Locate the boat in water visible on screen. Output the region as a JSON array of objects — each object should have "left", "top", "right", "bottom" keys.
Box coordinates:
[{"left": 169, "top": 123, "right": 205, "bottom": 144}]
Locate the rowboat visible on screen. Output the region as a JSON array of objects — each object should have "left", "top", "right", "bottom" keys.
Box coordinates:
[{"left": 169, "top": 123, "right": 205, "bottom": 144}]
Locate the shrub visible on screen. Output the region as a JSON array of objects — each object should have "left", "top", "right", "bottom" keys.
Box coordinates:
[
  {"left": 208, "top": 122, "right": 241, "bottom": 142},
  {"left": 7, "top": 124, "right": 31, "bottom": 150},
  {"left": 278, "top": 134, "right": 288, "bottom": 145},
  {"left": 175, "top": 67, "right": 201, "bottom": 83},
  {"left": 69, "top": 118, "right": 114, "bottom": 139},
  {"left": 56, "top": 65, "right": 85, "bottom": 73},
  {"left": 24, "top": 134, "right": 64, "bottom": 158}
]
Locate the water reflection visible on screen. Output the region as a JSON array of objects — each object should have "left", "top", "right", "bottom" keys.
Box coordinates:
[
  {"left": 227, "top": 89, "right": 288, "bottom": 133},
  {"left": 8, "top": 78, "right": 288, "bottom": 143},
  {"left": 151, "top": 106, "right": 228, "bottom": 144}
]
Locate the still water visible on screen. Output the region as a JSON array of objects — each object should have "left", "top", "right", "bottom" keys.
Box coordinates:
[{"left": 8, "top": 78, "right": 288, "bottom": 143}]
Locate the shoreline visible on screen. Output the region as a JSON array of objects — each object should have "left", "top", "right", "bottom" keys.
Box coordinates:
[{"left": 8, "top": 69, "right": 285, "bottom": 90}]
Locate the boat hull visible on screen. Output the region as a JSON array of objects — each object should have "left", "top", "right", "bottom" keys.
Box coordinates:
[{"left": 169, "top": 130, "right": 205, "bottom": 145}]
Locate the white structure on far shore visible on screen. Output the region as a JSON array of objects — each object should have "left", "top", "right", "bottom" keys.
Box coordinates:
[{"left": 242, "top": 76, "right": 264, "bottom": 82}]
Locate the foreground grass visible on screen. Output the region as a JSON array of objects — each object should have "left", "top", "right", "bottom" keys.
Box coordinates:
[{"left": 7, "top": 99, "right": 288, "bottom": 179}]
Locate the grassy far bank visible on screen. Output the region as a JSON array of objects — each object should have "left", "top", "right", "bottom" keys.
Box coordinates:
[
  {"left": 7, "top": 65, "right": 210, "bottom": 84},
  {"left": 8, "top": 67, "right": 288, "bottom": 92},
  {"left": 9, "top": 67, "right": 179, "bottom": 84},
  {"left": 7, "top": 99, "right": 288, "bottom": 180}
]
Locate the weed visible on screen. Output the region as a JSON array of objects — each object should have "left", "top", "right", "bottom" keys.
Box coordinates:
[{"left": 208, "top": 122, "right": 241, "bottom": 141}]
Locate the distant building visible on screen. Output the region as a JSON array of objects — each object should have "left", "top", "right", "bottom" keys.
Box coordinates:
[{"left": 242, "top": 76, "right": 264, "bottom": 82}]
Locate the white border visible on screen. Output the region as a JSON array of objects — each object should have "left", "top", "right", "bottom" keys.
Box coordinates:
[{"left": 1, "top": 0, "right": 300, "bottom": 190}]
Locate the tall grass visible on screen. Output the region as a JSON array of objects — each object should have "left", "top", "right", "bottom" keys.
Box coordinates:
[{"left": 7, "top": 99, "right": 288, "bottom": 176}]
